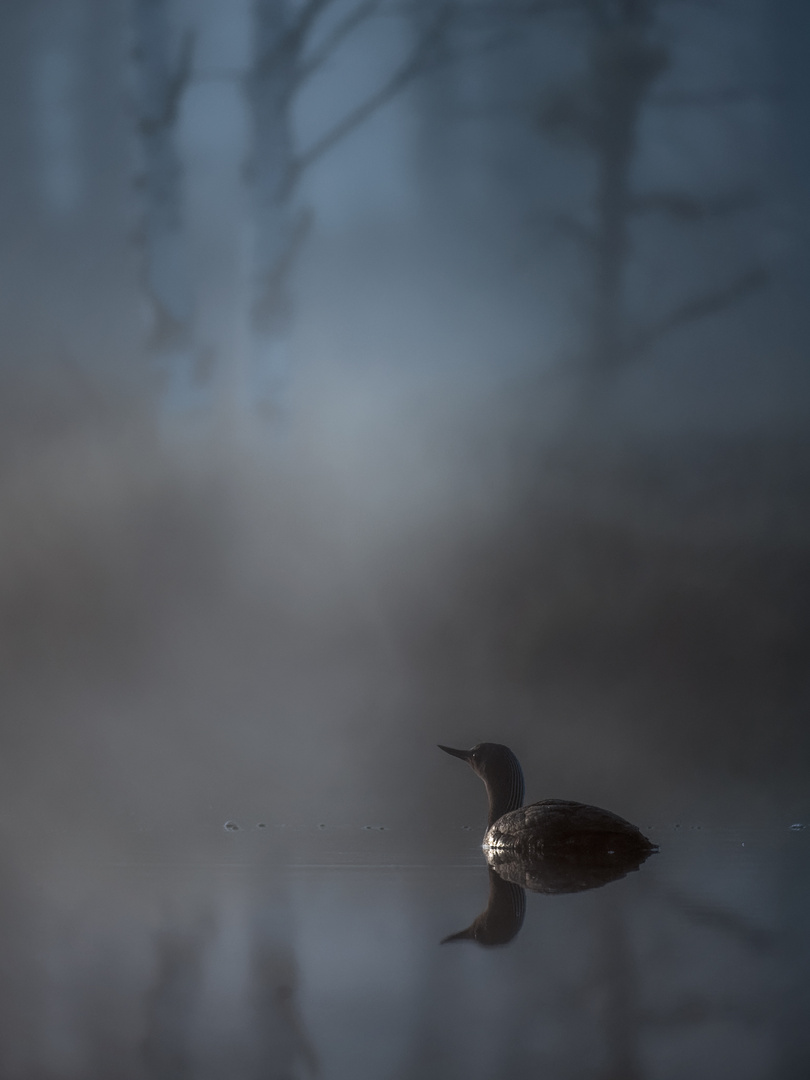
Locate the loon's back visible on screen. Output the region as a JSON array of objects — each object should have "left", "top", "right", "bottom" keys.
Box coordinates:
[{"left": 485, "top": 798, "right": 655, "bottom": 855}]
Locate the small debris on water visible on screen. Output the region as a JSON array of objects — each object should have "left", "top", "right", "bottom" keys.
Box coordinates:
[
  {"left": 318, "top": 823, "right": 326, "bottom": 829},
  {"left": 223, "top": 821, "right": 240, "bottom": 832},
  {"left": 461, "top": 825, "right": 471, "bottom": 831},
  {"left": 256, "top": 823, "right": 267, "bottom": 829},
  {"left": 363, "top": 825, "right": 387, "bottom": 830},
  {"left": 790, "top": 823, "right": 806, "bottom": 831}
]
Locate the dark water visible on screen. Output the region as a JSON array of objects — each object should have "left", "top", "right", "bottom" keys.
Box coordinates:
[{"left": 4, "top": 820, "right": 808, "bottom": 1079}]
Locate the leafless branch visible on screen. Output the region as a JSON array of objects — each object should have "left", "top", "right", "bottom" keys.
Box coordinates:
[
  {"left": 654, "top": 880, "right": 773, "bottom": 949},
  {"left": 252, "top": 208, "right": 314, "bottom": 333},
  {"left": 168, "top": 31, "right": 195, "bottom": 124},
  {"left": 651, "top": 86, "right": 770, "bottom": 108},
  {"left": 381, "top": 0, "right": 726, "bottom": 20},
  {"left": 658, "top": 0, "right": 728, "bottom": 7},
  {"left": 640, "top": 999, "right": 766, "bottom": 1025},
  {"left": 658, "top": 0, "right": 743, "bottom": 14},
  {"left": 630, "top": 189, "right": 760, "bottom": 221},
  {"left": 554, "top": 213, "right": 597, "bottom": 249},
  {"left": 581, "top": 0, "right": 611, "bottom": 30},
  {"left": 254, "top": 0, "right": 332, "bottom": 78},
  {"left": 190, "top": 68, "right": 245, "bottom": 83},
  {"left": 296, "top": 0, "right": 385, "bottom": 86},
  {"left": 138, "top": 29, "right": 195, "bottom": 136},
  {"left": 284, "top": 5, "right": 453, "bottom": 194},
  {"left": 379, "top": 1, "right": 577, "bottom": 14},
  {"left": 627, "top": 267, "right": 767, "bottom": 360},
  {"left": 146, "top": 298, "right": 189, "bottom": 351}
]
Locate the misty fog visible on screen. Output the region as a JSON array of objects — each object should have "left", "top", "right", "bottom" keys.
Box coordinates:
[{"left": 0, "top": 0, "right": 808, "bottom": 1077}]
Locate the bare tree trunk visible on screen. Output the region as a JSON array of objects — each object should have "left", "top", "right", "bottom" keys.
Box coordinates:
[
  {"left": 132, "top": 0, "right": 192, "bottom": 363},
  {"left": 247, "top": 0, "right": 309, "bottom": 411},
  {"left": 586, "top": 0, "right": 666, "bottom": 376},
  {"left": 537, "top": 0, "right": 765, "bottom": 414},
  {"left": 410, "top": 2, "right": 457, "bottom": 218}
]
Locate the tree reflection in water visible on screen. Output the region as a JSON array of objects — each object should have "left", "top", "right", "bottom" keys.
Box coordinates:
[{"left": 0, "top": 857, "right": 318, "bottom": 1080}]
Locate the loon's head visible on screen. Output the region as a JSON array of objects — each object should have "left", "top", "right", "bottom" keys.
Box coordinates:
[
  {"left": 438, "top": 741, "right": 515, "bottom": 781},
  {"left": 438, "top": 742, "right": 525, "bottom": 825}
]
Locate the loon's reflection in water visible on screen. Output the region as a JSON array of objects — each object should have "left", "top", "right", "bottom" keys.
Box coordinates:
[
  {"left": 443, "top": 844, "right": 657, "bottom": 946},
  {"left": 442, "top": 868, "right": 527, "bottom": 946}
]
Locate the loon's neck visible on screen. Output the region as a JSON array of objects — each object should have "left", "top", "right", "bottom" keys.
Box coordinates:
[{"left": 484, "top": 754, "right": 525, "bottom": 827}]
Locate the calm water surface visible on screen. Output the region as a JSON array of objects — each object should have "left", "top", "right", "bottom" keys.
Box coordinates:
[{"left": 3, "top": 820, "right": 808, "bottom": 1079}]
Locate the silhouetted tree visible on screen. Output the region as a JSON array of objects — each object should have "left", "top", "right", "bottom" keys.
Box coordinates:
[
  {"left": 132, "top": 0, "right": 452, "bottom": 412},
  {"left": 247, "top": 0, "right": 451, "bottom": 407},
  {"left": 132, "top": 0, "right": 193, "bottom": 362},
  {"left": 536, "top": 0, "right": 767, "bottom": 385}
]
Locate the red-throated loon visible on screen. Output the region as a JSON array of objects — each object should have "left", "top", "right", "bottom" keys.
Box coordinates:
[{"left": 439, "top": 742, "right": 656, "bottom": 855}]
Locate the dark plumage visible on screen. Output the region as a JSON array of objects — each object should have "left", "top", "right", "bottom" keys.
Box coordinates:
[
  {"left": 441, "top": 868, "right": 526, "bottom": 946},
  {"left": 438, "top": 742, "right": 656, "bottom": 857}
]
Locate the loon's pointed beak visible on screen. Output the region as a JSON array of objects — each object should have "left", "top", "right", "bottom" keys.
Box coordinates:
[
  {"left": 440, "top": 926, "right": 476, "bottom": 944},
  {"left": 438, "top": 744, "right": 471, "bottom": 762}
]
